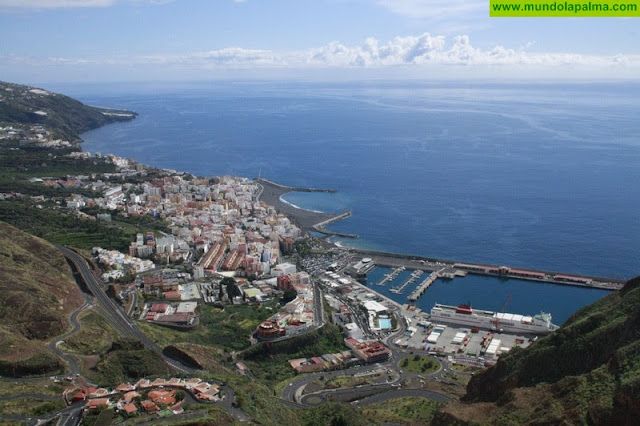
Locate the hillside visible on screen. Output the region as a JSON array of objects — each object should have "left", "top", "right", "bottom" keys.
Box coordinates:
[
  {"left": 0, "top": 221, "right": 84, "bottom": 376},
  {"left": 0, "top": 81, "right": 136, "bottom": 142},
  {"left": 434, "top": 276, "right": 640, "bottom": 425}
]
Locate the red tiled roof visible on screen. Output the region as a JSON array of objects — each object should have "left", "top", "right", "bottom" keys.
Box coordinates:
[{"left": 123, "top": 403, "right": 137, "bottom": 415}]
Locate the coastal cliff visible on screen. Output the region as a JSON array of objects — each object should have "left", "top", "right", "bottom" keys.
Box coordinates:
[
  {"left": 434, "top": 276, "right": 640, "bottom": 425},
  {"left": 0, "top": 81, "right": 136, "bottom": 142}
]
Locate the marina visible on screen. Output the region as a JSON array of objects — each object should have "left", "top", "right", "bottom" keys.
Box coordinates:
[
  {"left": 408, "top": 268, "right": 447, "bottom": 302},
  {"left": 376, "top": 266, "right": 405, "bottom": 286},
  {"left": 390, "top": 270, "right": 424, "bottom": 294},
  {"left": 363, "top": 265, "right": 613, "bottom": 326},
  {"left": 349, "top": 249, "right": 625, "bottom": 291}
]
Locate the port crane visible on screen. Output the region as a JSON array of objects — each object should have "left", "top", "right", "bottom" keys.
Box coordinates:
[{"left": 493, "top": 293, "right": 513, "bottom": 331}]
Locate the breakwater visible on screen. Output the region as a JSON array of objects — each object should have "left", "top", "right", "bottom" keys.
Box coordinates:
[
  {"left": 255, "top": 177, "right": 627, "bottom": 293},
  {"left": 312, "top": 211, "right": 357, "bottom": 238},
  {"left": 256, "top": 178, "right": 337, "bottom": 193},
  {"left": 346, "top": 249, "right": 625, "bottom": 292},
  {"left": 256, "top": 178, "right": 356, "bottom": 238},
  {"left": 408, "top": 268, "right": 446, "bottom": 302}
]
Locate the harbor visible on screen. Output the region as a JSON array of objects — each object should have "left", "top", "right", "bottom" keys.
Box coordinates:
[
  {"left": 376, "top": 266, "right": 405, "bottom": 286},
  {"left": 347, "top": 249, "right": 625, "bottom": 292},
  {"left": 256, "top": 177, "right": 626, "bottom": 316},
  {"left": 408, "top": 268, "right": 447, "bottom": 302},
  {"left": 362, "top": 265, "right": 613, "bottom": 327},
  {"left": 390, "top": 270, "right": 423, "bottom": 294}
]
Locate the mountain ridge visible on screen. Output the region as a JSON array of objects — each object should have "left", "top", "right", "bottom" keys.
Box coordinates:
[{"left": 0, "top": 81, "right": 136, "bottom": 142}]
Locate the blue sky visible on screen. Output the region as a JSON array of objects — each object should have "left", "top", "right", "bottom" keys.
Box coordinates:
[{"left": 1, "top": 0, "right": 639, "bottom": 83}]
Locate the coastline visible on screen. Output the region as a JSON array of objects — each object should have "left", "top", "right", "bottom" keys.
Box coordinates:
[
  {"left": 255, "top": 178, "right": 625, "bottom": 290},
  {"left": 278, "top": 194, "right": 325, "bottom": 214},
  {"left": 256, "top": 178, "right": 355, "bottom": 238}
]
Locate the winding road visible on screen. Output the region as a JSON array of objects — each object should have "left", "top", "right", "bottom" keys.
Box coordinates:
[
  {"left": 48, "top": 293, "right": 94, "bottom": 376},
  {"left": 58, "top": 246, "right": 250, "bottom": 421}
]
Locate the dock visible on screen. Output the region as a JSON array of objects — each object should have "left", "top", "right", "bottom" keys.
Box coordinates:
[
  {"left": 255, "top": 178, "right": 337, "bottom": 193},
  {"left": 312, "top": 211, "right": 358, "bottom": 239},
  {"left": 376, "top": 266, "right": 405, "bottom": 286},
  {"left": 256, "top": 178, "right": 356, "bottom": 238},
  {"left": 348, "top": 249, "right": 626, "bottom": 291},
  {"left": 390, "top": 270, "right": 424, "bottom": 294},
  {"left": 408, "top": 268, "right": 446, "bottom": 302}
]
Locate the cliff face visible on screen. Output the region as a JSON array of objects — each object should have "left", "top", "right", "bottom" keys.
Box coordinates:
[{"left": 435, "top": 277, "right": 640, "bottom": 425}]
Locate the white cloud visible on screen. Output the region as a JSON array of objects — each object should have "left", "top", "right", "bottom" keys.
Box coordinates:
[
  {"left": 375, "top": 0, "right": 485, "bottom": 20},
  {"left": 2, "top": 33, "right": 639, "bottom": 79}
]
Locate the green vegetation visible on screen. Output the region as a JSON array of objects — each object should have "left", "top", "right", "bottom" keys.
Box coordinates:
[
  {"left": 437, "top": 276, "right": 640, "bottom": 425},
  {"left": 0, "top": 199, "right": 134, "bottom": 251},
  {"left": 179, "top": 405, "right": 239, "bottom": 424},
  {"left": 0, "top": 198, "right": 169, "bottom": 252},
  {"left": 303, "top": 402, "right": 368, "bottom": 426},
  {"left": 0, "top": 221, "right": 84, "bottom": 377},
  {"left": 315, "top": 371, "right": 392, "bottom": 391},
  {"left": 222, "top": 276, "right": 242, "bottom": 300},
  {"left": 82, "top": 407, "right": 115, "bottom": 426},
  {"left": 61, "top": 311, "right": 120, "bottom": 355},
  {"left": 362, "top": 397, "right": 441, "bottom": 425},
  {"left": 450, "top": 363, "right": 480, "bottom": 373},
  {"left": 294, "top": 239, "right": 313, "bottom": 258},
  {"left": 163, "top": 343, "right": 234, "bottom": 375},
  {"left": 282, "top": 288, "right": 298, "bottom": 303},
  {"left": 240, "top": 323, "right": 346, "bottom": 385},
  {"left": 0, "top": 397, "right": 65, "bottom": 417},
  {"left": 138, "top": 303, "right": 276, "bottom": 352},
  {"left": 399, "top": 355, "right": 439, "bottom": 375},
  {"left": 0, "top": 144, "right": 168, "bottom": 252},
  {"left": 90, "top": 338, "right": 171, "bottom": 385},
  {"left": 0, "top": 144, "right": 115, "bottom": 180},
  {"left": 224, "top": 375, "right": 301, "bottom": 425},
  {"left": 0, "top": 81, "right": 135, "bottom": 142},
  {"left": 0, "top": 379, "right": 65, "bottom": 397}
]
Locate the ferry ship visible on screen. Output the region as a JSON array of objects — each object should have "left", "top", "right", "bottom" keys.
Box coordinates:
[{"left": 430, "top": 303, "right": 559, "bottom": 335}]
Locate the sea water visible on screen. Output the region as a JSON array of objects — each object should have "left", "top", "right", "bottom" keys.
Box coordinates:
[{"left": 67, "top": 81, "right": 640, "bottom": 321}]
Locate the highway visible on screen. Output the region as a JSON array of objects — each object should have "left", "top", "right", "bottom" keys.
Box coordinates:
[
  {"left": 58, "top": 246, "right": 249, "bottom": 421},
  {"left": 60, "top": 246, "right": 196, "bottom": 374}
]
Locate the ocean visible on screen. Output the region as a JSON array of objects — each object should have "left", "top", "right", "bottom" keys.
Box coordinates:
[{"left": 66, "top": 80, "right": 640, "bottom": 323}]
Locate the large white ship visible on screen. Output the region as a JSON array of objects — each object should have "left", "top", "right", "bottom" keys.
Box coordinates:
[{"left": 430, "top": 303, "right": 559, "bottom": 335}]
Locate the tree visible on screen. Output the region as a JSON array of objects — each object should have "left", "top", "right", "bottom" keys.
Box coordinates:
[
  {"left": 282, "top": 288, "right": 297, "bottom": 304},
  {"left": 222, "top": 277, "right": 241, "bottom": 299}
]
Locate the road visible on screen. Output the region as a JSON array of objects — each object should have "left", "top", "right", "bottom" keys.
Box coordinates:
[
  {"left": 60, "top": 246, "right": 196, "bottom": 373},
  {"left": 47, "top": 293, "right": 93, "bottom": 376},
  {"left": 59, "top": 246, "right": 250, "bottom": 422},
  {"left": 281, "top": 356, "right": 452, "bottom": 410}
]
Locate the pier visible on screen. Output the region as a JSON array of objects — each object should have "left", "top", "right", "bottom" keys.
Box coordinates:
[
  {"left": 390, "top": 270, "right": 424, "bottom": 294},
  {"left": 312, "top": 211, "right": 358, "bottom": 239},
  {"left": 376, "top": 266, "right": 405, "bottom": 286},
  {"left": 256, "top": 178, "right": 356, "bottom": 238},
  {"left": 408, "top": 268, "right": 446, "bottom": 302},
  {"left": 256, "top": 178, "right": 627, "bottom": 293},
  {"left": 256, "top": 178, "right": 337, "bottom": 193},
  {"left": 346, "top": 249, "right": 626, "bottom": 292}
]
